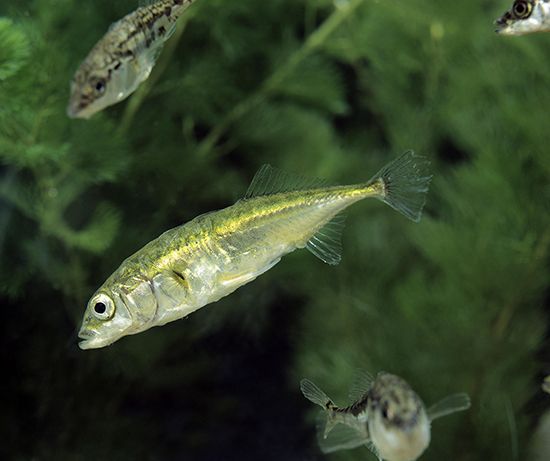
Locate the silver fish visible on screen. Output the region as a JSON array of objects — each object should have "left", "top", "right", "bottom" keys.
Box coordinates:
[
  {"left": 300, "top": 372, "right": 470, "bottom": 461},
  {"left": 67, "top": 0, "right": 195, "bottom": 119},
  {"left": 495, "top": 0, "right": 550, "bottom": 35},
  {"left": 77, "top": 152, "right": 431, "bottom": 350}
]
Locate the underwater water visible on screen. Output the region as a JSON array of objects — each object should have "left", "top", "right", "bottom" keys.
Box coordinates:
[{"left": 1, "top": 0, "right": 550, "bottom": 459}]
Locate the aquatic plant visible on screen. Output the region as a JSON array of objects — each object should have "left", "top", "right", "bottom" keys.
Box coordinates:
[{"left": 1, "top": 0, "right": 549, "bottom": 460}]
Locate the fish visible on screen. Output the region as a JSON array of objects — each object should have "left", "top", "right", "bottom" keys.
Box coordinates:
[
  {"left": 543, "top": 375, "right": 550, "bottom": 394},
  {"left": 495, "top": 0, "right": 550, "bottom": 35},
  {"left": 300, "top": 371, "right": 471, "bottom": 461},
  {"left": 67, "top": 0, "right": 195, "bottom": 119},
  {"left": 77, "top": 151, "right": 431, "bottom": 350}
]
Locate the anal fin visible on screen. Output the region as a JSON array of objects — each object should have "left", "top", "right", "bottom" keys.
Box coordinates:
[
  {"left": 316, "top": 419, "right": 369, "bottom": 454},
  {"left": 306, "top": 212, "right": 346, "bottom": 265}
]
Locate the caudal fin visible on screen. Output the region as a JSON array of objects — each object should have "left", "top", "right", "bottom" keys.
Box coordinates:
[
  {"left": 300, "top": 378, "right": 332, "bottom": 408},
  {"left": 300, "top": 378, "right": 339, "bottom": 438},
  {"left": 368, "top": 150, "right": 432, "bottom": 222}
]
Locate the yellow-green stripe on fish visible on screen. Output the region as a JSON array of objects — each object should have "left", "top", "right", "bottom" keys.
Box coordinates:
[
  {"left": 68, "top": 0, "right": 195, "bottom": 119},
  {"left": 78, "top": 151, "right": 431, "bottom": 349}
]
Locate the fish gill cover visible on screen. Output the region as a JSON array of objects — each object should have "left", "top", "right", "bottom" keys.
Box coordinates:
[{"left": 0, "top": 0, "right": 549, "bottom": 460}]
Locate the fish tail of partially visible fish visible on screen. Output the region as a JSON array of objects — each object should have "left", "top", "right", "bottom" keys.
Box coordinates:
[
  {"left": 300, "top": 379, "right": 339, "bottom": 437},
  {"left": 300, "top": 378, "right": 334, "bottom": 409},
  {"left": 364, "top": 150, "right": 432, "bottom": 223}
]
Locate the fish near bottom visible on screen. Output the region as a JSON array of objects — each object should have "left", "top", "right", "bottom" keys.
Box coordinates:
[
  {"left": 300, "top": 371, "right": 471, "bottom": 461},
  {"left": 78, "top": 151, "right": 432, "bottom": 350}
]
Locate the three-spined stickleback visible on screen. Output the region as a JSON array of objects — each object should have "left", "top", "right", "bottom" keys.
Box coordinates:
[
  {"left": 300, "top": 371, "right": 470, "bottom": 461},
  {"left": 68, "top": 0, "right": 195, "bottom": 118},
  {"left": 78, "top": 151, "right": 431, "bottom": 350}
]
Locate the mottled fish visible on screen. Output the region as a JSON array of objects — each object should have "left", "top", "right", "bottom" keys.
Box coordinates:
[
  {"left": 68, "top": 0, "right": 195, "bottom": 119},
  {"left": 78, "top": 151, "right": 431, "bottom": 350},
  {"left": 300, "top": 371, "right": 471, "bottom": 461},
  {"left": 495, "top": 0, "right": 550, "bottom": 35}
]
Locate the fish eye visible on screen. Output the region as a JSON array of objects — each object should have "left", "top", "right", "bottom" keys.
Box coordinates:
[
  {"left": 90, "top": 293, "right": 115, "bottom": 320},
  {"left": 381, "top": 402, "right": 390, "bottom": 420},
  {"left": 94, "top": 302, "right": 106, "bottom": 314},
  {"left": 93, "top": 79, "right": 106, "bottom": 94},
  {"left": 513, "top": 0, "right": 532, "bottom": 18}
]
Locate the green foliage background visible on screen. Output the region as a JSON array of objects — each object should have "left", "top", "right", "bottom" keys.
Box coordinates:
[{"left": 1, "top": 0, "right": 549, "bottom": 460}]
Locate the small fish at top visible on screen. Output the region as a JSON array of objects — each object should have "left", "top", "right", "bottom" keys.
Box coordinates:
[
  {"left": 495, "top": 0, "right": 550, "bottom": 35},
  {"left": 67, "top": 0, "right": 195, "bottom": 119},
  {"left": 300, "top": 371, "right": 471, "bottom": 461},
  {"left": 78, "top": 151, "right": 431, "bottom": 349}
]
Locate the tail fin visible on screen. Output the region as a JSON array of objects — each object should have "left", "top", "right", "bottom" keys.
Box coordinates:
[
  {"left": 300, "top": 378, "right": 332, "bottom": 408},
  {"left": 368, "top": 150, "right": 432, "bottom": 222},
  {"left": 300, "top": 378, "right": 338, "bottom": 438}
]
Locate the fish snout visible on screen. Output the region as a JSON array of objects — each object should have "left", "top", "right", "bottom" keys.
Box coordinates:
[
  {"left": 77, "top": 326, "right": 98, "bottom": 350},
  {"left": 77, "top": 324, "right": 114, "bottom": 350},
  {"left": 66, "top": 98, "right": 88, "bottom": 119},
  {"left": 78, "top": 332, "right": 113, "bottom": 350},
  {"left": 494, "top": 9, "right": 514, "bottom": 32}
]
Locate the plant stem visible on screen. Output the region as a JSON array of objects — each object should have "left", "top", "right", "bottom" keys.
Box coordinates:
[{"left": 195, "top": 0, "right": 365, "bottom": 158}]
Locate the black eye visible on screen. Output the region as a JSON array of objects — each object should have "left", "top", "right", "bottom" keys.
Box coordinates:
[
  {"left": 94, "top": 302, "right": 106, "bottom": 314},
  {"left": 90, "top": 295, "right": 114, "bottom": 320},
  {"left": 513, "top": 1, "right": 532, "bottom": 18},
  {"left": 94, "top": 80, "right": 106, "bottom": 94}
]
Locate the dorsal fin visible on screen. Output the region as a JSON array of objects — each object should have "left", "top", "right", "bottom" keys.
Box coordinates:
[
  {"left": 244, "top": 164, "right": 329, "bottom": 199},
  {"left": 306, "top": 212, "right": 346, "bottom": 265},
  {"left": 347, "top": 369, "right": 374, "bottom": 403}
]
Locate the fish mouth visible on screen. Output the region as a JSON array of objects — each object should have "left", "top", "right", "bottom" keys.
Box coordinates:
[
  {"left": 78, "top": 328, "right": 112, "bottom": 350},
  {"left": 66, "top": 90, "right": 99, "bottom": 119},
  {"left": 494, "top": 22, "right": 516, "bottom": 35},
  {"left": 67, "top": 100, "right": 92, "bottom": 120},
  {"left": 494, "top": 15, "right": 512, "bottom": 33}
]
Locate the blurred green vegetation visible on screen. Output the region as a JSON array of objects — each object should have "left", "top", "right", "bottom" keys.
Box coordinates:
[{"left": 1, "top": 0, "right": 549, "bottom": 460}]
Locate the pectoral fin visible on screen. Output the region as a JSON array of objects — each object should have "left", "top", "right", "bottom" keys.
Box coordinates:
[{"left": 427, "top": 393, "right": 471, "bottom": 422}]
